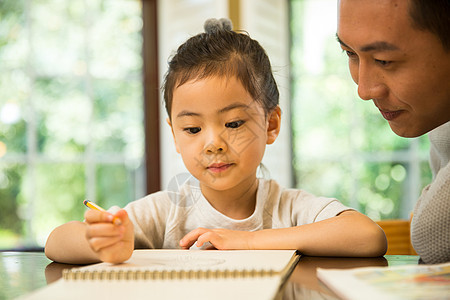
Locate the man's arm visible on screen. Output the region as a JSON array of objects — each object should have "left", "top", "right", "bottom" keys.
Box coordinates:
[{"left": 411, "top": 163, "right": 450, "bottom": 264}]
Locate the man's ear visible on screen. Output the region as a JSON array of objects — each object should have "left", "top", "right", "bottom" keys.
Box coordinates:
[
  {"left": 266, "top": 106, "right": 281, "bottom": 145},
  {"left": 167, "top": 117, "right": 181, "bottom": 153}
]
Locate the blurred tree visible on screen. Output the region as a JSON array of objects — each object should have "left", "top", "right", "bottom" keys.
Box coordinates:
[{"left": 0, "top": 0, "right": 144, "bottom": 249}]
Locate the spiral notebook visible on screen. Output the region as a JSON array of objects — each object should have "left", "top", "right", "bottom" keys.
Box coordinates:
[{"left": 22, "top": 249, "right": 300, "bottom": 300}]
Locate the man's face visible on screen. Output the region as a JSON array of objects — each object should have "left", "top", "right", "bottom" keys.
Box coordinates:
[{"left": 337, "top": 0, "right": 450, "bottom": 137}]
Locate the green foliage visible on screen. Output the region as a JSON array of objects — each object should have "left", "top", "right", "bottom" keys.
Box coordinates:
[
  {"left": 0, "top": 120, "right": 27, "bottom": 153},
  {"left": 290, "top": 0, "right": 432, "bottom": 220},
  {"left": 0, "top": 0, "right": 26, "bottom": 48},
  {"left": 96, "top": 164, "right": 133, "bottom": 208},
  {"left": 31, "top": 164, "right": 86, "bottom": 245},
  {"left": 0, "top": 0, "right": 144, "bottom": 249},
  {"left": 0, "top": 164, "right": 24, "bottom": 234}
]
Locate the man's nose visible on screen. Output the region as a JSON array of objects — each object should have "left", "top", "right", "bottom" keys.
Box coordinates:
[{"left": 355, "top": 63, "right": 388, "bottom": 101}]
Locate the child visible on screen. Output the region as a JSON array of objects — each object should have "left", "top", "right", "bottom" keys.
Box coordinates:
[{"left": 45, "top": 18, "right": 387, "bottom": 264}]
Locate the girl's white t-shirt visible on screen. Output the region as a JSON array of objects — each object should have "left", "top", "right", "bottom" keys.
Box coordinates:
[{"left": 125, "top": 176, "right": 352, "bottom": 249}]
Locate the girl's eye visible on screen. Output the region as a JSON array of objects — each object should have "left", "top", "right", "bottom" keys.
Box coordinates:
[
  {"left": 184, "top": 127, "right": 201, "bottom": 134},
  {"left": 225, "top": 120, "right": 245, "bottom": 129}
]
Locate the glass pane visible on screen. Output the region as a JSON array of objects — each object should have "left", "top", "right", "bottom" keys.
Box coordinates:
[
  {"left": 357, "top": 162, "right": 406, "bottom": 220},
  {"left": 96, "top": 164, "right": 134, "bottom": 209},
  {"left": 290, "top": 0, "right": 431, "bottom": 219},
  {"left": 32, "top": 0, "right": 85, "bottom": 76},
  {"left": 34, "top": 77, "right": 89, "bottom": 156},
  {"left": 295, "top": 161, "right": 353, "bottom": 205},
  {"left": 92, "top": 79, "right": 143, "bottom": 154},
  {"left": 0, "top": 0, "right": 28, "bottom": 69},
  {"left": 420, "top": 161, "right": 433, "bottom": 188},
  {"left": 33, "top": 163, "right": 86, "bottom": 246},
  {"left": 0, "top": 164, "right": 25, "bottom": 248},
  {"left": 0, "top": 0, "right": 144, "bottom": 249}
]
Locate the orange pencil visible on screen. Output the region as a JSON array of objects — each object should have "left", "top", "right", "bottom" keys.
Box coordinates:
[{"left": 83, "top": 199, "right": 122, "bottom": 225}]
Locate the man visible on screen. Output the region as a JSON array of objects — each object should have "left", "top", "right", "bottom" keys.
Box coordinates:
[{"left": 336, "top": 0, "right": 450, "bottom": 264}]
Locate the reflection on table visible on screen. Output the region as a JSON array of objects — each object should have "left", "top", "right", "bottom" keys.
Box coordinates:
[{"left": 0, "top": 251, "right": 419, "bottom": 300}]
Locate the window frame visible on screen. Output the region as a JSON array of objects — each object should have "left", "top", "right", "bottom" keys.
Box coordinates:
[{"left": 142, "top": 0, "right": 161, "bottom": 194}]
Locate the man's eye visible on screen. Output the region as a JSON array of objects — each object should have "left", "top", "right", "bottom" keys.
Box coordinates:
[
  {"left": 375, "top": 59, "right": 391, "bottom": 67},
  {"left": 225, "top": 120, "right": 245, "bottom": 129},
  {"left": 184, "top": 127, "right": 201, "bottom": 134},
  {"left": 345, "top": 50, "right": 357, "bottom": 58}
]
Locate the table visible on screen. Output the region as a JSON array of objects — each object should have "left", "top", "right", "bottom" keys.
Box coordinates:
[
  {"left": 282, "top": 255, "right": 419, "bottom": 299},
  {"left": 0, "top": 251, "right": 419, "bottom": 300}
]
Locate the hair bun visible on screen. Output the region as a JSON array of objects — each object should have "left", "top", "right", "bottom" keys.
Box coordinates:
[{"left": 204, "top": 18, "right": 233, "bottom": 33}]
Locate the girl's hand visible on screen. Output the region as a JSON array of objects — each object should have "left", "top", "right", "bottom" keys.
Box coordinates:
[
  {"left": 84, "top": 208, "right": 134, "bottom": 263},
  {"left": 180, "top": 227, "right": 254, "bottom": 250}
]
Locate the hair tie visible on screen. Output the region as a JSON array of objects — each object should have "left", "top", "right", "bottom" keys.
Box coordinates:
[{"left": 204, "top": 18, "right": 233, "bottom": 34}]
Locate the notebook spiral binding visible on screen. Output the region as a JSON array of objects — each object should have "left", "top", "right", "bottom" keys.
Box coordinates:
[{"left": 62, "top": 268, "right": 279, "bottom": 281}]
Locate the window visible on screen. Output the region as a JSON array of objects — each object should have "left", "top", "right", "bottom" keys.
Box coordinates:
[
  {"left": 0, "top": 0, "right": 145, "bottom": 248},
  {"left": 290, "top": 0, "right": 432, "bottom": 220},
  {"left": 156, "top": 0, "right": 293, "bottom": 189}
]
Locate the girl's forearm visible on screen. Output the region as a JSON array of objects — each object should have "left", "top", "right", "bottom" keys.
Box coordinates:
[
  {"left": 45, "top": 221, "right": 100, "bottom": 264},
  {"left": 250, "top": 211, "right": 387, "bottom": 257}
]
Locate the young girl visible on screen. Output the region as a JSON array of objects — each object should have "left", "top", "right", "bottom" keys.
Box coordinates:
[{"left": 45, "top": 19, "right": 387, "bottom": 264}]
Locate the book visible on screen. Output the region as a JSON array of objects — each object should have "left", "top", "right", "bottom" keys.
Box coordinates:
[
  {"left": 317, "top": 261, "right": 450, "bottom": 300},
  {"left": 21, "top": 249, "right": 300, "bottom": 300}
]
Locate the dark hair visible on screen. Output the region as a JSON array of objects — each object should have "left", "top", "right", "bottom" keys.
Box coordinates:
[
  {"left": 408, "top": 0, "right": 450, "bottom": 50},
  {"left": 162, "top": 18, "right": 279, "bottom": 119}
]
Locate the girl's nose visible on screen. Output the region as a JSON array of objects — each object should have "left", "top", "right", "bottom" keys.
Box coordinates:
[
  {"left": 204, "top": 130, "right": 228, "bottom": 154},
  {"left": 205, "top": 143, "right": 225, "bottom": 153}
]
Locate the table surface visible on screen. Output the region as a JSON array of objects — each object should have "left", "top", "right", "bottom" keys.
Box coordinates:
[{"left": 0, "top": 251, "right": 419, "bottom": 300}]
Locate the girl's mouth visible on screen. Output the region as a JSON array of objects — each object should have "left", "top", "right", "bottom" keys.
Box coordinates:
[{"left": 207, "top": 163, "right": 233, "bottom": 173}]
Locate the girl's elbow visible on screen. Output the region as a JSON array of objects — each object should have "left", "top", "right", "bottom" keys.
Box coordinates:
[{"left": 366, "top": 226, "right": 388, "bottom": 257}]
